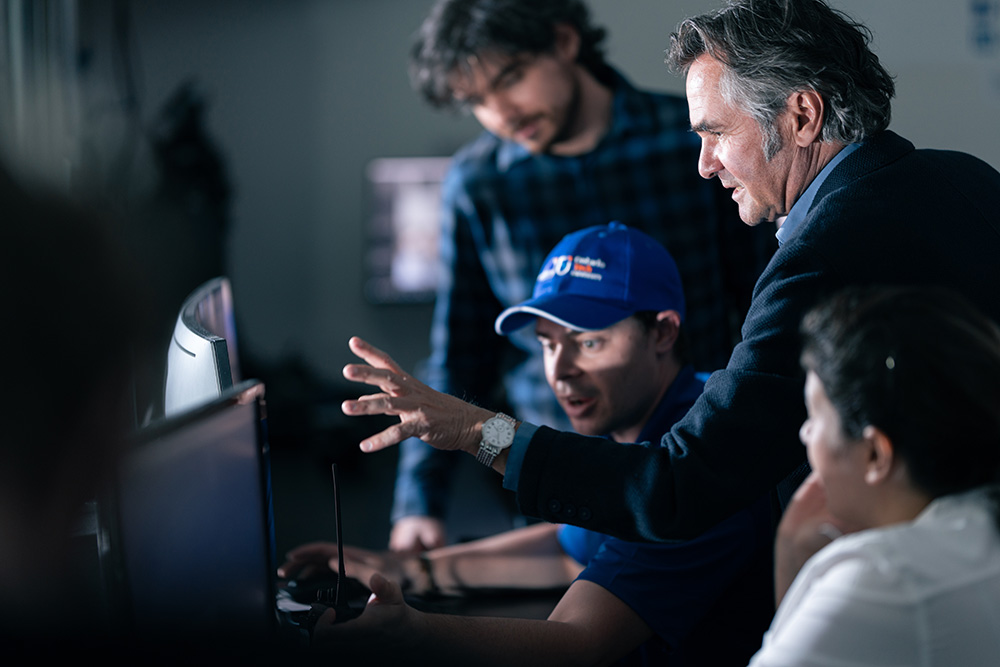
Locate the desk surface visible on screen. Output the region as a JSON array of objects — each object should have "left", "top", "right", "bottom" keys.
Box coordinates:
[
  {"left": 281, "top": 575, "right": 565, "bottom": 621},
  {"left": 409, "top": 589, "right": 565, "bottom": 620}
]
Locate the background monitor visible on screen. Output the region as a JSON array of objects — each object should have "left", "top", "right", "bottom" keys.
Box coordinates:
[
  {"left": 364, "top": 156, "right": 451, "bottom": 304},
  {"left": 100, "top": 380, "right": 276, "bottom": 644},
  {"left": 163, "top": 276, "right": 240, "bottom": 416}
]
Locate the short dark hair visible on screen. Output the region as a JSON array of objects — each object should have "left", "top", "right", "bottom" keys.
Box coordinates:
[
  {"left": 800, "top": 285, "right": 1000, "bottom": 521},
  {"left": 666, "top": 0, "right": 895, "bottom": 158},
  {"left": 410, "top": 0, "right": 609, "bottom": 110}
]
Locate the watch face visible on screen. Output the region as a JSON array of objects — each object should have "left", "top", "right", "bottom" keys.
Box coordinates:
[{"left": 483, "top": 416, "right": 515, "bottom": 448}]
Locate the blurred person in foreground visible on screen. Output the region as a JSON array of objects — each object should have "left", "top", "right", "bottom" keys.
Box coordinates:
[{"left": 0, "top": 163, "right": 154, "bottom": 644}]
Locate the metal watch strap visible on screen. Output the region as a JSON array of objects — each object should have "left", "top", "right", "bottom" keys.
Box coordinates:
[{"left": 476, "top": 443, "right": 502, "bottom": 466}]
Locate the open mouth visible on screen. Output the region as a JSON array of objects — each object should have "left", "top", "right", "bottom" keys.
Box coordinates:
[{"left": 560, "top": 394, "right": 596, "bottom": 417}]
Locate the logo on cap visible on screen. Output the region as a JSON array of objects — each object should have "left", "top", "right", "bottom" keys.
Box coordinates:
[{"left": 539, "top": 255, "right": 606, "bottom": 283}]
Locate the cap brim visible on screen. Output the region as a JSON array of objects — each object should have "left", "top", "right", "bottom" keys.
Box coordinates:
[{"left": 494, "top": 295, "right": 636, "bottom": 336}]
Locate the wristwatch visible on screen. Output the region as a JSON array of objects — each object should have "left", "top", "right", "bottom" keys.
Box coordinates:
[{"left": 476, "top": 413, "right": 517, "bottom": 467}]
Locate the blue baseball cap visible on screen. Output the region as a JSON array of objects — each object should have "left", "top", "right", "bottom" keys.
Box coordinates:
[{"left": 494, "top": 222, "right": 686, "bottom": 335}]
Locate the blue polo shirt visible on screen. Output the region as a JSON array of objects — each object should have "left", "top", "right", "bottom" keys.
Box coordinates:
[{"left": 556, "top": 366, "right": 775, "bottom": 665}]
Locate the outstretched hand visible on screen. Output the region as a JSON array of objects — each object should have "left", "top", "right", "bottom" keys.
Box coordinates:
[{"left": 340, "top": 336, "right": 496, "bottom": 455}]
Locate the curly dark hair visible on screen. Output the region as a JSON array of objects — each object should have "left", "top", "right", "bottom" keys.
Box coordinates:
[{"left": 410, "top": 0, "right": 609, "bottom": 110}]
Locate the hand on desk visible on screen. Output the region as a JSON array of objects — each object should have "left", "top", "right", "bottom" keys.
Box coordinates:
[
  {"left": 311, "top": 573, "right": 419, "bottom": 656},
  {"left": 340, "top": 337, "right": 500, "bottom": 460},
  {"left": 390, "top": 515, "right": 447, "bottom": 554},
  {"left": 279, "top": 541, "right": 414, "bottom": 594}
]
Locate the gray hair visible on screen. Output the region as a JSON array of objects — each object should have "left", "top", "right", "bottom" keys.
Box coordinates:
[{"left": 666, "top": 0, "right": 895, "bottom": 159}]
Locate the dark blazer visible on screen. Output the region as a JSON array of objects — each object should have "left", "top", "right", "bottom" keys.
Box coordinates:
[{"left": 511, "top": 131, "right": 1000, "bottom": 541}]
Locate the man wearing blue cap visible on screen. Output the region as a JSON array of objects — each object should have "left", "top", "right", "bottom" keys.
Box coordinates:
[
  {"left": 297, "top": 224, "right": 774, "bottom": 664},
  {"left": 492, "top": 222, "right": 695, "bottom": 448}
]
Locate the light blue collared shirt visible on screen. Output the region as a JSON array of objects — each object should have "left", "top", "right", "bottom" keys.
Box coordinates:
[{"left": 775, "top": 142, "right": 861, "bottom": 246}]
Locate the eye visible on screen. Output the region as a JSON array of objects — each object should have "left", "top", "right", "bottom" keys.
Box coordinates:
[
  {"left": 496, "top": 67, "right": 524, "bottom": 90},
  {"left": 695, "top": 129, "right": 723, "bottom": 140}
]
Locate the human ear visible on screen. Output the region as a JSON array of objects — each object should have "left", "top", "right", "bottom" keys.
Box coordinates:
[
  {"left": 653, "top": 310, "right": 681, "bottom": 353},
  {"left": 862, "top": 425, "right": 895, "bottom": 485},
  {"left": 787, "top": 89, "right": 825, "bottom": 147},
  {"left": 552, "top": 23, "right": 581, "bottom": 63}
]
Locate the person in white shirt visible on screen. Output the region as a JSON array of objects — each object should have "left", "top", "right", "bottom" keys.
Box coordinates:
[{"left": 750, "top": 285, "right": 1000, "bottom": 666}]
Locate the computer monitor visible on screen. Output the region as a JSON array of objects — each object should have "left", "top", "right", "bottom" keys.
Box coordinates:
[
  {"left": 100, "top": 380, "right": 277, "bottom": 645},
  {"left": 163, "top": 276, "right": 240, "bottom": 417}
]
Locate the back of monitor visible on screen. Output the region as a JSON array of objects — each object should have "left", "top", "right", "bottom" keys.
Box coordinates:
[{"left": 163, "top": 276, "right": 239, "bottom": 417}]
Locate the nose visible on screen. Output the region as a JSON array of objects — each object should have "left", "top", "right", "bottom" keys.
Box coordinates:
[
  {"left": 697, "top": 136, "right": 721, "bottom": 180},
  {"left": 479, "top": 91, "right": 520, "bottom": 129},
  {"left": 548, "top": 345, "right": 582, "bottom": 383}
]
